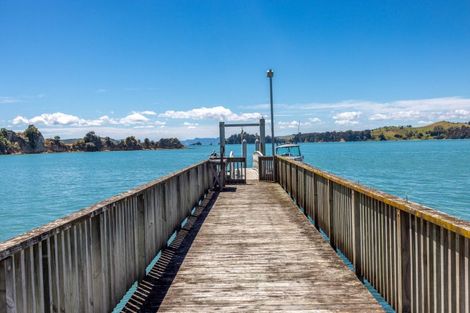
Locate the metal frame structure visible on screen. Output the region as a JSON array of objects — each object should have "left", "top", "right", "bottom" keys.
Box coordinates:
[{"left": 218, "top": 118, "right": 266, "bottom": 187}]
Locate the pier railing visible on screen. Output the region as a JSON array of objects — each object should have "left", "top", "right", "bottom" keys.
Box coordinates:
[
  {"left": 276, "top": 156, "right": 470, "bottom": 313},
  {"left": 253, "top": 154, "right": 274, "bottom": 181},
  {"left": 224, "top": 157, "right": 246, "bottom": 184},
  {"left": 0, "top": 160, "right": 212, "bottom": 313}
]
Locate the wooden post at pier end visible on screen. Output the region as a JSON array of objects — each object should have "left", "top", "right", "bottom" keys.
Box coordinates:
[{"left": 260, "top": 118, "right": 266, "bottom": 155}]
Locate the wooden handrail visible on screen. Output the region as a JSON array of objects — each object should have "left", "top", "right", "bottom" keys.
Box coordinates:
[
  {"left": 276, "top": 156, "right": 470, "bottom": 238},
  {"left": 276, "top": 156, "right": 470, "bottom": 313},
  {"left": 0, "top": 160, "right": 213, "bottom": 312}
]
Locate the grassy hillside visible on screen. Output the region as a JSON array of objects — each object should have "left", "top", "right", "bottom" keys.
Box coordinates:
[
  {"left": 371, "top": 121, "right": 470, "bottom": 140},
  {"left": 274, "top": 121, "right": 470, "bottom": 143}
]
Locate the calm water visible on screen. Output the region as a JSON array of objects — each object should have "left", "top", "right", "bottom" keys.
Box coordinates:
[{"left": 0, "top": 140, "right": 469, "bottom": 242}]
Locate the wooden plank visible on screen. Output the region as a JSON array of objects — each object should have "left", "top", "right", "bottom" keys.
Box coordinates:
[
  {"left": 1, "top": 257, "right": 16, "bottom": 313},
  {"left": 157, "top": 181, "right": 383, "bottom": 312},
  {"left": 313, "top": 174, "right": 319, "bottom": 230},
  {"left": 352, "top": 190, "right": 362, "bottom": 280}
]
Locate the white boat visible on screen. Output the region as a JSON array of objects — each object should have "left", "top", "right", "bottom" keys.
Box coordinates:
[{"left": 275, "top": 144, "right": 304, "bottom": 162}]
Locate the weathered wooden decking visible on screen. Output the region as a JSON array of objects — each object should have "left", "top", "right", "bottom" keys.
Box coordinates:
[{"left": 157, "top": 179, "right": 383, "bottom": 312}]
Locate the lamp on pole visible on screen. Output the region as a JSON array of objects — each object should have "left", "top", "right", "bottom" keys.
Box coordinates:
[{"left": 267, "top": 69, "right": 276, "bottom": 180}]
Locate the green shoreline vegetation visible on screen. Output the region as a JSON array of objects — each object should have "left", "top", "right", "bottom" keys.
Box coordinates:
[
  {"left": 0, "top": 125, "right": 184, "bottom": 155},
  {"left": 226, "top": 121, "right": 470, "bottom": 144},
  {"left": 2, "top": 121, "right": 470, "bottom": 155}
]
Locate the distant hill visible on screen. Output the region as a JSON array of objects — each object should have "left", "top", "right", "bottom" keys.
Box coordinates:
[
  {"left": 371, "top": 121, "right": 470, "bottom": 140},
  {"left": 284, "top": 121, "right": 470, "bottom": 143},
  {"left": 242, "top": 121, "right": 470, "bottom": 144}
]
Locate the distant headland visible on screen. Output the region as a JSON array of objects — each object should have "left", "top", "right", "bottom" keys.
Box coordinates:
[
  {"left": 225, "top": 121, "right": 470, "bottom": 144},
  {"left": 0, "top": 125, "right": 184, "bottom": 155}
]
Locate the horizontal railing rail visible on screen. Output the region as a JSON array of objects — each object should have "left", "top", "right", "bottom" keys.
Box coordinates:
[
  {"left": 0, "top": 160, "right": 213, "bottom": 313},
  {"left": 276, "top": 156, "right": 470, "bottom": 313}
]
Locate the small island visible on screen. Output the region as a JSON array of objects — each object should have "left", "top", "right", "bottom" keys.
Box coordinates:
[{"left": 0, "top": 125, "right": 184, "bottom": 155}]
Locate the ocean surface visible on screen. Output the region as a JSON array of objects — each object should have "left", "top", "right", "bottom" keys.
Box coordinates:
[{"left": 0, "top": 140, "right": 469, "bottom": 243}]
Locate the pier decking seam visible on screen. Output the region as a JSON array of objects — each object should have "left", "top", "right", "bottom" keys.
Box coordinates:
[{"left": 156, "top": 181, "right": 384, "bottom": 312}]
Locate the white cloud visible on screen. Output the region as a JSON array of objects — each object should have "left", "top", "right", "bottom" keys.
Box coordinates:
[
  {"left": 12, "top": 113, "right": 121, "bottom": 127},
  {"left": 8, "top": 97, "right": 470, "bottom": 139},
  {"left": 278, "top": 97, "right": 470, "bottom": 125},
  {"left": 333, "top": 111, "right": 361, "bottom": 125},
  {"left": 278, "top": 120, "right": 299, "bottom": 129},
  {"left": 9, "top": 112, "right": 164, "bottom": 127},
  {"left": 140, "top": 110, "right": 157, "bottom": 116},
  {"left": 369, "top": 110, "right": 421, "bottom": 121},
  {"left": 369, "top": 113, "right": 388, "bottom": 121},
  {"left": 119, "top": 112, "right": 150, "bottom": 125},
  {"left": 369, "top": 107, "right": 470, "bottom": 122},
  {"left": 30, "top": 112, "right": 81, "bottom": 126},
  {"left": 12, "top": 116, "right": 29, "bottom": 125},
  {"left": 81, "top": 115, "right": 118, "bottom": 126},
  {"left": 183, "top": 122, "right": 199, "bottom": 129},
  {"left": 160, "top": 106, "right": 262, "bottom": 121},
  {"left": 308, "top": 117, "right": 322, "bottom": 123},
  {"left": 439, "top": 109, "right": 470, "bottom": 119}
]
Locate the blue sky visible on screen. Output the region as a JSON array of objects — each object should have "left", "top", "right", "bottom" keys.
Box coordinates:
[{"left": 1, "top": 0, "right": 470, "bottom": 139}]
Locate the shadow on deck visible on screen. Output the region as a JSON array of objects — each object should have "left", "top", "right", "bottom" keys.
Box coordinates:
[{"left": 125, "top": 178, "right": 383, "bottom": 312}]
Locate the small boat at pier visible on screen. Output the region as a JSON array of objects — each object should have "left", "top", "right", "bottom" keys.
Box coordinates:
[{"left": 275, "top": 143, "right": 304, "bottom": 161}]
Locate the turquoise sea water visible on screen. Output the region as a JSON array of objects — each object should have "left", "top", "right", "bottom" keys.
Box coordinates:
[{"left": 0, "top": 140, "right": 469, "bottom": 242}]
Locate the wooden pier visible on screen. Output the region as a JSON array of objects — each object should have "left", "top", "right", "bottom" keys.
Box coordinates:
[
  {"left": 156, "top": 178, "right": 382, "bottom": 311},
  {"left": 1, "top": 157, "right": 470, "bottom": 313}
]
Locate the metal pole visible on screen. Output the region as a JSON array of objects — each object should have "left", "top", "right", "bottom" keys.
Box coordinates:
[{"left": 267, "top": 69, "right": 276, "bottom": 181}]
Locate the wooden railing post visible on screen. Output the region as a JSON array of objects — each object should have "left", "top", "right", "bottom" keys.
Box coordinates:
[
  {"left": 275, "top": 157, "right": 278, "bottom": 182},
  {"left": 328, "top": 180, "right": 336, "bottom": 250},
  {"left": 397, "top": 210, "right": 411, "bottom": 313},
  {"left": 1, "top": 257, "right": 16, "bottom": 313},
  {"left": 313, "top": 174, "right": 319, "bottom": 230},
  {"left": 296, "top": 165, "right": 300, "bottom": 206},
  {"left": 288, "top": 163, "right": 293, "bottom": 196},
  {"left": 351, "top": 190, "right": 363, "bottom": 281},
  {"left": 259, "top": 158, "right": 263, "bottom": 180},
  {"left": 90, "top": 215, "right": 104, "bottom": 312},
  {"left": 294, "top": 164, "right": 299, "bottom": 205},
  {"left": 41, "top": 241, "right": 51, "bottom": 312},
  {"left": 302, "top": 168, "right": 307, "bottom": 217},
  {"left": 136, "top": 194, "right": 146, "bottom": 281},
  {"left": 281, "top": 159, "right": 285, "bottom": 186}
]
